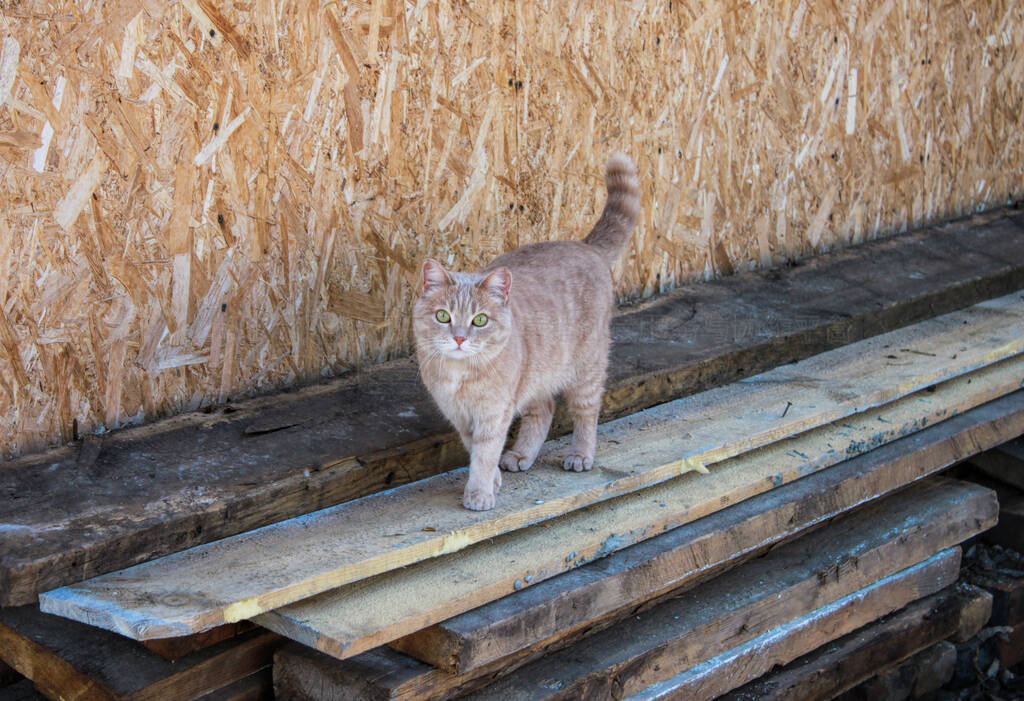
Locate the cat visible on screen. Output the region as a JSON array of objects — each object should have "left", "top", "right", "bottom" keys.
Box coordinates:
[{"left": 414, "top": 153, "right": 641, "bottom": 510}]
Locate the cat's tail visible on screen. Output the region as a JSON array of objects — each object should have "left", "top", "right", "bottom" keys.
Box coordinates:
[{"left": 583, "top": 153, "right": 641, "bottom": 267}]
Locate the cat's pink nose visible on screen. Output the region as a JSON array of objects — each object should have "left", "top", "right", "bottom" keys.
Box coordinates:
[{"left": 453, "top": 335, "right": 466, "bottom": 347}]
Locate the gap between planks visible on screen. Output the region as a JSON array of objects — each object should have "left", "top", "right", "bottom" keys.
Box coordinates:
[{"left": 38, "top": 293, "right": 1024, "bottom": 639}]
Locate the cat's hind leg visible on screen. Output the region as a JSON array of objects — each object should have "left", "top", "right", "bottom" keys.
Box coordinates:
[{"left": 500, "top": 396, "right": 555, "bottom": 472}]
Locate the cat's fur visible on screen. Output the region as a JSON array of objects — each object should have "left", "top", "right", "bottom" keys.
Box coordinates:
[{"left": 414, "top": 154, "right": 641, "bottom": 510}]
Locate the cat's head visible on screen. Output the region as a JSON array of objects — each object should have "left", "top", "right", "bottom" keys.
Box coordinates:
[{"left": 413, "top": 259, "right": 513, "bottom": 361}]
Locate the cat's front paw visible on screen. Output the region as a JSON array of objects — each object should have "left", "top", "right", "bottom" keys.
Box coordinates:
[
  {"left": 500, "top": 449, "right": 534, "bottom": 472},
  {"left": 562, "top": 453, "right": 594, "bottom": 472},
  {"left": 462, "top": 484, "right": 496, "bottom": 511}
]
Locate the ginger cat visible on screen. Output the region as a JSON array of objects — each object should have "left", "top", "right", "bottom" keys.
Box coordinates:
[{"left": 414, "top": 154, "right": 641, "bottom": 510}]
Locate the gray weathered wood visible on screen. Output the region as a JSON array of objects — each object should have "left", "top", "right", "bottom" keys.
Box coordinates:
[
  {"left": 449, "top": 479, "right": 988, "bottom": 701},
  {"left": 40, "top": 298, "right": 1024, "bottom": 639},
  {"left": 5, "top": 209, "right": 1024, "bottom": 606},
  {"left": 835, "top": 641, "right": 958, "bottom": 701},
  {"left": 720, "top": 585, "right": 989, "bottom": 700},
  {"left": 624, "top": 551, "right": 962, "bottom": 701},
  {"left": 0, "top": 607, "right": 279, "bottom": 701}
]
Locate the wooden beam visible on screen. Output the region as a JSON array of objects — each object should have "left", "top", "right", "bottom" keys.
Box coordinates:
[
  {"left": 4, "top": 212, "right": 1024, "bottom": 606},
  {"left": 280, "top": 393, "right": 1022, "bottom": 700},
  {"left": 605, "top": 553, "right": 963, "bottom": 701},
  {"left": 40, "top": 316, "right": 1024, "bottom": 640},
  {"left": 0, "top": 607, "right": 279, "bottom": 701},
  {"left": 719, "top": 585, "right": 989, "bottom": 700},
  {"left": 278, "top": 478, "right": 983, "bottom": 701}
]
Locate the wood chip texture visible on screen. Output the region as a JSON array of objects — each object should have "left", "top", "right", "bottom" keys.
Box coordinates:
[{"left": 0, "top": 1, "right": 1022, "bottom": 456}]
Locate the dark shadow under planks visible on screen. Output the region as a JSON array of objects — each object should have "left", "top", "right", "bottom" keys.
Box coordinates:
[
  {"left": 0, "top": 607, "right": 280, "bottom": 701},
  {"left": 720, "top": 585, "right": 990, "bottom": 701},
  {"left": 3, "top": 208, "right": 1024, "bottom": 606},
  {"left": 835, "top": 641, "right": 959, "bottom": 701},
  {"left": 970, "top": 437, "right": 1024, "bottom": 491}
]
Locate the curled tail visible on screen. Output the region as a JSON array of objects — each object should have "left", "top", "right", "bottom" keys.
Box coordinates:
[{"left": 583, "top": 153, "right": 641, "bottom": 267}]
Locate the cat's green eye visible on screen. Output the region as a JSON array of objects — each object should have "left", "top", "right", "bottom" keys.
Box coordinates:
[
  {"left": 435, "top": 310, "right": 451, "bottom": 323},
  {"left": 472, "top": 313, "right": 489, "bottom": 327}
]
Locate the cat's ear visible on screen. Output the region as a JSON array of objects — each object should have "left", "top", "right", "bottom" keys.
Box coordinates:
[
  {"left": 479, "top": 267, "right": 512, "bottom": 304},
  {"left": 422, "top": 259, "right": 452, "bottom": 293}
]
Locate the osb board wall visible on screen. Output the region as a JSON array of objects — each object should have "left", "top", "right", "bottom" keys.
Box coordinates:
[{"left": 0, "top": 1, "right": 1021, "bottom": 458}]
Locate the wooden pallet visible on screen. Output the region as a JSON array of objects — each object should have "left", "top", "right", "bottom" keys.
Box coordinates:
[
  {"left": 274, "top": 476, "right": 992, "bottom": 700},
  {"left": 39, "top": 296, "right": 1024, "bottom": 639},
  {"left": 5, "top": 211, "right": 1024, "bottom": 607},
  {"left": 0, "top": 607, "right": 279, "bottom": 701}
]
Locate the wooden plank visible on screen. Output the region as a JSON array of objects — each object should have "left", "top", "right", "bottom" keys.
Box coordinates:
[
  {"left": 276, "top": 394, "right": 1024, "bottom": 701},
  {"left": 256, "top": 371, "right": 1024, "bottom": 660},
  {"left": 5, "top": 214, "right": 1024, "bottom": 606},
  {"left": 0, "top": 607, "right": 280, "bottom": 701},
  {"left": 719, "top": 585, "right": 989, "bottom": 700},
  {"left": 971, "top": 437, "right": 1024, "bottom": 490},
  {"left": 283, "top": 482, "right": 979, "bottom": 701},
  {"left": 39, "top": 299, "right": 1024, "bottom": 639},
  {"left": 835, "top": 641, "right": 957, "bottom": 701},
  {"left": 391, "top": 385, "right": 1015, "bottom": 677},
  {"left": 623, "top": 551, "right": 963, "bottom": 701}
]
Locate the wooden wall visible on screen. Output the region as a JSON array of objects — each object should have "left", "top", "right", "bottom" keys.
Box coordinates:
[{"left": 0, "top": 0, "right": 1021, "bottom": 458}]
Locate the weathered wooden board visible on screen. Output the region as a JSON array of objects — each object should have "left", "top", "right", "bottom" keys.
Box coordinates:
[
  {"left": 390, "top": 379, "right": 1018, "bottom": 674},
  {"left": 622, "top": 554, "right": 962, "bottom": 701},
  {"left": 254, "top": 372, "right": 1024, "bottom": 661},
  {"left": 835, "top": 641, "right": 958, "bottom": 701},
  {"left": 284, "top": 477, "right": 984, "bottom": 701},
  {"left": 971, "top": 437, "right": 1024, "bottom": 490},
  {"left": 4, "top": 215, "right": 1024, "bottom": 606},
  {"left": 266, "top": 388, "right": 1024, "bottom": 701},
  {"left": 39, "top": 297, "right": 1024, "bottom": 638},
  {"left": 719, "top": 585, "right": 989, "bottom": 700},
  {"left": 0, "top": 607, "right": 279, "bottom": 701}
]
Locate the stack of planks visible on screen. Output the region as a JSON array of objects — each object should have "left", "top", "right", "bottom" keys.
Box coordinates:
[{"left": 1, "top": 211, "right": 1024, "bottom": 700}]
